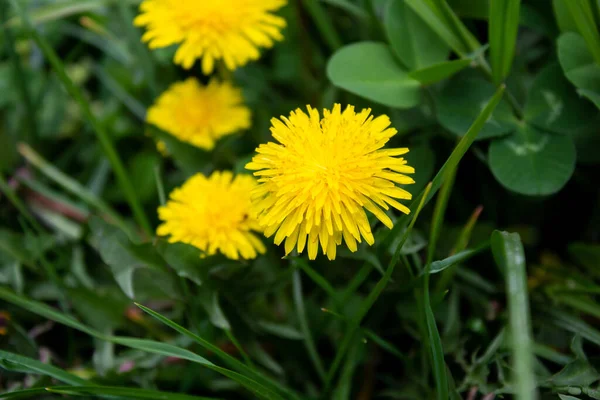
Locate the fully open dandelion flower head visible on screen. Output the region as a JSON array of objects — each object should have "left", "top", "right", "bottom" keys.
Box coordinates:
[
  {"left": 246, "top": 104, "right": 415, "bottom": 261},
  {"left": 157, "top": 171, "right": 266, "bottom": 260},
  {"left": 134, "top": 0, "right": 287, "bottom": 74},
  {"left": 147, "top": 78, "right": 251, "bottom": 151}
]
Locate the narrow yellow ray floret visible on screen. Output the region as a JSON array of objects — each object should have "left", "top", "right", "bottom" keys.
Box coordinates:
[
  {"left": 157, "top": 171, "right": 266, "bottom": 260},
  {"left": 146, "top": 78, "right": 251, "bottom": 151},
  {"left": 134, "top": 0, "right": 287, "bottom": 74},
  {"left": 246, "top": 104, "right": 415, "bottom": 261}
]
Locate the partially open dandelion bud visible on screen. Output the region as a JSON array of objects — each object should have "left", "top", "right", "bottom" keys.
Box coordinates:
[
  {"left": 134, "top": 0, "right": 287, "bottom": 73},
  {"left": 246, "top": 104, "right": 415, "bottom": 261},
  {"left": 157, "top": 171, "right": 266, "bottom": 260}
]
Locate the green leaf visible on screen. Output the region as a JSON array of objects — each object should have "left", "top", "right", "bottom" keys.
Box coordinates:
[
  {"left": 553, "top": 0, "right": 579, "bottom": 33},
  {"left": 0, "top": 350, "right": 89, "bottom": 386},
  {"left": 524, "top": 63, "right": 598, "bottom": 135},
  {"left": 45, "top": 386, "right": 218, "bottom": 400},
  {"left": 491, "top": 231, "right": 537, "bottom": 400},
  {"left": 489, "top": 0, "right": 521, "bottom": 84},
  {"left": 488, "top": 125, "right": 576, "bottom": 196},
  {"left": 88, "top": 217, "right": 176, "bottom": 300},
  {"left": 436, "top": 76, "right": 516, "bottom": 140},
  {"left": 558, "top": 32, "right": 600, "bottom": 109},
  {"left": 326, "top": 42, "right": 421, "bottom": 108},
  {"left": 408, "top": 59, "right": 472, "bottom": 85},
  {"left": 384, "top": 0, "right": 449, "bottom": 70}
]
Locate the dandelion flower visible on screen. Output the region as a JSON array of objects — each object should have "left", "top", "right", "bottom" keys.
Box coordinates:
[
  {"left": 157, "top": 171, "right": 266, "bottom": 260},
  {"left": 246, "top": 104, "right": 415, "bottom": 261},
  {"left": 147, "top": 78, "right": 251, "bottom": 151},
  {"left": 134, "top": 0, "right": 287, "bottom": 74}
]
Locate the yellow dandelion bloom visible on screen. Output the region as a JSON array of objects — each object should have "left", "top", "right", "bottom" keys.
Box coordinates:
[
  {"left": 147, "top": 78, "right": 251, "bottom": 151},
  {"left": 134, "top": 0, "right": 287, "bottom": 74},
  {"left": 157, "top": 171, "right": 266, "bottom": 260},
  {"left": 246, "top": 104, "right": 415, "bottom": 261}
]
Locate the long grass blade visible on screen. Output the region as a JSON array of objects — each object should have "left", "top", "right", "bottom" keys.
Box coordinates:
[
  {"left": 491, "top": 231, "right": 538, "bottom": 400},
  {"left": 489, "top": 0, "right": 521, "bottom": 84}
]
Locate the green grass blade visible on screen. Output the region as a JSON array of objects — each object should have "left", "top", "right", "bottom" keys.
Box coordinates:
[
  {"left": 325, "top": 182, "right": 432, "bottom": 389},
  {"left": 382, "top": 85, "right": 505, "bottom": 249},
  {"left": 423, "top": 168, "right": 456, "bottom": 400},
  {"left": 0, "top": 286, "right": 101, "bottom": 337},
  {"left": 489, "top": 0, "right": 521, "bottom": 84},
  {"left": 0, "top": 388, "right": 49, "bottom": 399},
  {"left": 18, "top": 144, "right": 136, "bottom": 239},
  {"left": 0, "top": 350, "right": 90, "bottom": 386},
  {"left": 302, "top": 0, "right": 343, "bottom": 51},
  {"left": 0, "top": 287, "right": 286, "bottom": 400},
  {"left": 1, "top": 5, "right": 36, "bottom": 144},
  {"left": 564, "top": 0, "right": 600, "bottom": 65},
  {"left": 135, "top": 303, "right": 300, "bottom": 400},
  {"left": 491, "top": 231, "right": 538, "bottom": 400},
  {"left": 45, "top": 386, "right": 219, "bottom": 400},
  {"left": 292, "top": 270, "right": 327, "bottom": 382},
  {"left": 293, "top": 258, "right": 339, "bottom": 301},
  {"left": 10, "top": 0, "right": 152, "bottom": 236}
]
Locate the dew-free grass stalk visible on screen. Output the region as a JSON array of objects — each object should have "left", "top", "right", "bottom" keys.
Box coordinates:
[
  {"left": 423, "top": 168, "right": 456, "bottom": 400},
  {"left": 10, "top": 0, "right": 152, "bottom": 237},
  {"left": 302, "top": 0, "right": 343, "bottom": 51}
]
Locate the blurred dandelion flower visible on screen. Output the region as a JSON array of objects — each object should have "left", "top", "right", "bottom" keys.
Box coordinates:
[
  {"left": 246, "top": 104, "right": 415, "bottom": 260},
  {"left": 134, "top": 0, "right": 287, "bottom": 73},
  {"left": 147, "top": 78, "right": 251, "bottom": 151},
  {"left": 157, "top": 171, "right": 265, "bottom": 260}
]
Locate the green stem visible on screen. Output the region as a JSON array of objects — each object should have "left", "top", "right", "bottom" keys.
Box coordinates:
[{"left": 11, "top": 0, "right": 152, "bottom": 237}]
